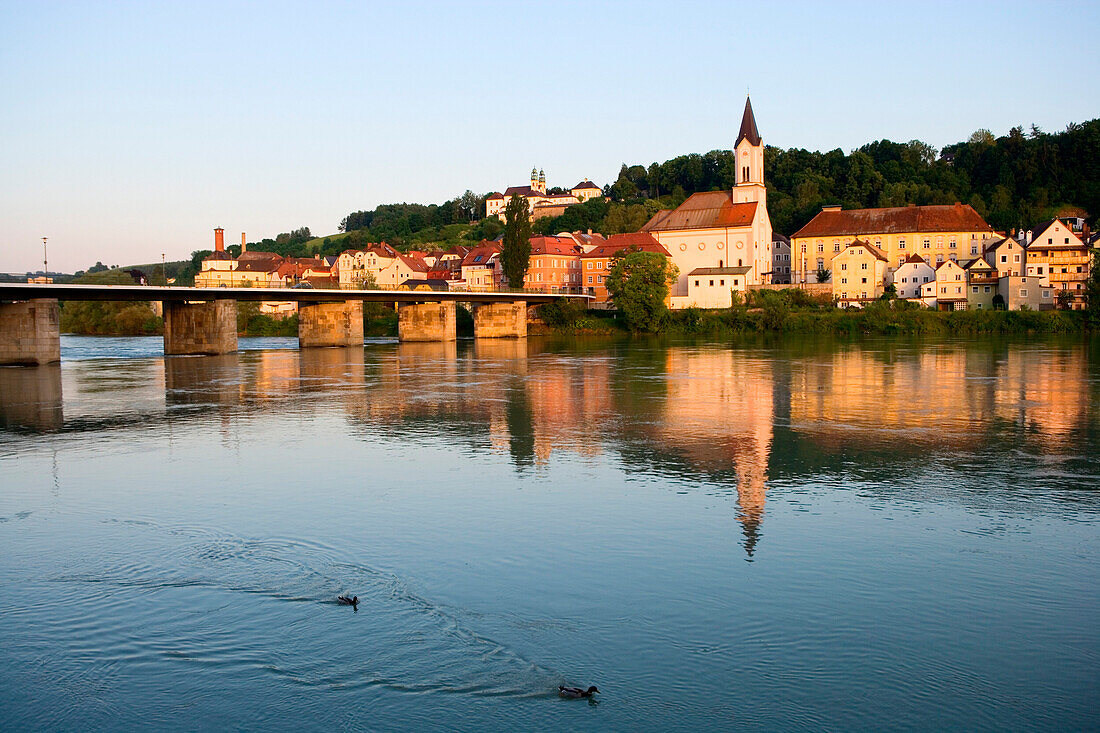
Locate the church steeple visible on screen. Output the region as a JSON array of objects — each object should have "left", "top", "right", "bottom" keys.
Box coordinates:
[{"left": 736, "top": 95, "right": 761, "bottom": 147}]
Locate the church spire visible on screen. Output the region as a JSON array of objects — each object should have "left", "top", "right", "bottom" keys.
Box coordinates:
[{"left": 736, "top": 95, "right": 761, "bottom": 147}]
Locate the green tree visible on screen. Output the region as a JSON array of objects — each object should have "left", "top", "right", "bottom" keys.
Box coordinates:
[
  {"left": 605, "top": 251, "right": 678, "bottom": 332},
  {"left": 501, "top": 195, "right": 532, "bottom": 289}
]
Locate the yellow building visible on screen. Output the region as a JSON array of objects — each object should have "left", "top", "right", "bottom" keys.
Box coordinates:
[
  {"left": 792, "top": 203, "right": 996, "bottom": 284},
  {"left": 832, "top": 240, "right": 887, "bottom": 305},
  {"left": 1025, "top": 219, "right": 1090, "bottom": 309}
]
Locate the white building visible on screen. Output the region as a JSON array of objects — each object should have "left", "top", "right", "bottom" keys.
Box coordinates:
[{"left": 892, "top": 254, "right": 935, "bottom": 299}]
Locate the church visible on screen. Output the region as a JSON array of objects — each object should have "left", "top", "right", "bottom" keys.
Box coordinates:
[{"left": 640, "top": 96, "right": 773, "bottom": 308}]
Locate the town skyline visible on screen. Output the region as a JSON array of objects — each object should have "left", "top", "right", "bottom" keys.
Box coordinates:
[{"left": 2, "top": 1, "right": 1098, "bottom": 272}]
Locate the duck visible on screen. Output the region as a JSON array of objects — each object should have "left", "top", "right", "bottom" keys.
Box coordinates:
[
  {"left": 558, "top": 685, "right": 599, "bottom": 699},
  {"left": 337, "top": 595, "right": 358, "bottom": 607}
]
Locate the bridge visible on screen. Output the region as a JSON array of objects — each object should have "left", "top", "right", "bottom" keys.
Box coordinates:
[{"left": 0, "top": 283, "right": 590, "bottom": 365}]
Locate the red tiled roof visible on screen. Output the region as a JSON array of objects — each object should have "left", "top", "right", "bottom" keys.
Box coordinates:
[
  {"left": 529, "top": 236, "right": 582, "bottom": 256},
  {"left": 461, "top": 242, "right": 502, "bottom": 267},
  {"left": 503, "top": 186, "right": 543, "bottom": 197},
  {"left": 792, "top": 204, "right": 993, "bottom": 239},
  {"left": 572, "top": 180, "right": 601, "bottom": 190},
  {"left": 487, "top": 193, "right": 504, "bottom": 200},
  {"left": 640, "top": 192, "right": 758, "bottom": 232},
  {"left": 581, "top": 232, "right": 671, "bottom": 258}
]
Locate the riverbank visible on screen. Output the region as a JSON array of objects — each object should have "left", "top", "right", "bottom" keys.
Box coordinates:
[{"left": 528, "top": 301, "right": 1092, "bottom": 336}]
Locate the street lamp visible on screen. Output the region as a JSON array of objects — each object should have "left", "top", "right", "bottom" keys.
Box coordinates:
[{"left": 42, "top": 237, "right": 48, "bottom": 279}]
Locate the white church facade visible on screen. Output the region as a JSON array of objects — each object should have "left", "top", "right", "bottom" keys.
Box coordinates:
[{"left": 640, "top": 97, "right": 774, "bottom": 308}]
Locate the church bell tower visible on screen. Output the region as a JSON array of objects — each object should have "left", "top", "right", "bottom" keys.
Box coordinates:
[{"left": 733, "top": 96, "right": 766, "bottom": 206}]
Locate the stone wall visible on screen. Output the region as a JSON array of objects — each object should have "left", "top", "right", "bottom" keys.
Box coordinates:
[
  {"left": 397, "top": 302, "right": 456, "bottom": 342},
  {"left": 473, "top": 301, "right": 526, "bottom": 338},
  {"left": 163, "top": 300, "right": 238, "bottom": 356},
  {"left": 299, "top": 301, "right": 364, "bottom": 347},
  {"left": 0, "top": 299, "right": 61, "bottom": 365}
]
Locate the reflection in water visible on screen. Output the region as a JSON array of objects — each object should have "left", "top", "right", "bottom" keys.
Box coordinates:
[
  {"left": 4, "top": 338, "right": 1097, "bottom": 560},
  {"left": 0, "top": 364, "right": 63, "bottom": 432},
  {"left": 1, "top": 336, "right": 1097, "bottom": 731}
]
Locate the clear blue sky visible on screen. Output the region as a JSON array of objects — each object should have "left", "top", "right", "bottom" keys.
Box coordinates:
[{"left": 2, "top": 0, "right": 1097, "bottom": 272}]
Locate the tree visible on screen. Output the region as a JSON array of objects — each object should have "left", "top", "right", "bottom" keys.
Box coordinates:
[
  {"left": 605, "top": 251, "right": 678, "bottom": 332},
  {"left": 501, "top": 195, "right": 532, "bottom": 289},
  {"left": 816, "top": 268, "right": 831, "bottom": 283},
  {"left": 968, "top": 129, "right": 995, "bottom": 146}
]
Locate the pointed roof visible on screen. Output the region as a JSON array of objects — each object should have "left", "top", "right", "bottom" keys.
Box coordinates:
[{"left": 736, "top": 96, "right": 761, "bottom": 147}]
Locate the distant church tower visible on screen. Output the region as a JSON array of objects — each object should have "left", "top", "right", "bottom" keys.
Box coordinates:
[
  {"left": 530, "top": 166, "right": 539, "bottom": 191},
  {"left": 538, "top": 169, "right": 546, "bottom": 194},
  {"left": 732, "top": 96, "right": 766, "bottom": 207}
]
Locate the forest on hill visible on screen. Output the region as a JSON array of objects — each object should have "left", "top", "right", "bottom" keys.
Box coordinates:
[{"left": 165, "top": 118, "right": 1096, "bottom": 271}]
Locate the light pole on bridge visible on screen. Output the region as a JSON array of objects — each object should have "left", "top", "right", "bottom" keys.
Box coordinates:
[{"left": 42, "top": 237, "right": 48, "bottom": 279}]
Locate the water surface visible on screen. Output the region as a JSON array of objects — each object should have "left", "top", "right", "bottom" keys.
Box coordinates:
[{"left": 1, "top": 335, "right": 1097, "bottom": 730}]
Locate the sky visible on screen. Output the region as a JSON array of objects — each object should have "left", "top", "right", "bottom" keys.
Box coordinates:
[{"left": 1, "top": 1, "right": 1098, "bottom": 273}]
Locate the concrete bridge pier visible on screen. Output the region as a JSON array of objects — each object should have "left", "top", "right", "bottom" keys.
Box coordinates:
[
  {"left": 398, "top": 302, "right": 456, "bottom": 342},
  {"left": 0, "top": 299, "right": 61, "bottom": 365},
  {"left": 299, "top": 301, "right": 363, "bottom": 347},
  {"left": 163, "top": 300, "right": 237, "bottom": 356},
  {"left": 473, "top": 301, "right": 527, "bottom": 338}
]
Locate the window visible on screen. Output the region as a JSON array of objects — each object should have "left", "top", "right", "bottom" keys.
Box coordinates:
[
  {"left": 597, "top": 262, "right": 603, "bottom": 270},
  {"left": 817, "top": 258, "right": 824, "bottom": 270},
  {"left": 1014, "top": 255, "right": 1020, "bottom": 262},
  {"left": 473, "top": 255, "right": 483, "bottom": 263},
  {"left": 1019, "top": 289, "right": 1027, "bottom": 297},
  {"left": 984, "top": 286, "right": 990, "bottom": 293},
  {"left": 861, "top": 277, "right": 867, "bottom": 284},
  {"left": 1001, "top": 255, "right": 1007, "bottom": 263},
  {"left": 1042, "top": 290, "right": 1050, "bottom": 298},
  {"left": 586, "top": 262, "right": 592, "bottom": 270},
  {"left": 817, "top": 242, "right": 824, "bottom": 253},
  {"left": 971, "top": 245, "right": 979, "bottom": 255},
  {"left": 733, "top": 279, "right": 739, "bottom": 286},
  {"left": 596, "top": 275, "right": 602, "bottom": 283},
  {"left": 949, "top": 238, "right": 957, "bottom": 249},
  {"left": 923, "top": 238, "right": 931, "bottom": 249},
  {"left": 841, "top": 277, "right": 848, "bottom": 284},
  {"left": 720, "top": 279, "right": 725, "bottom": 286},
  {"left": 861, "top": 263, "right": 868, "bottom": 270},
  {"left": 709, "top": 280, "right": 714, "bottom": 286},
  {"left": 841, "top": 262, "right": 848, "bottom": 271},
  {"left": 694, "top": 280, "right": 700, "bottom": 287},
  {"left": 899, "top": 238, "right": 906, "bottom": 250}
]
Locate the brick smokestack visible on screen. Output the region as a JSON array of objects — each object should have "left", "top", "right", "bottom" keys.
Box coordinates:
[
  {"left": 241, "top": 232, "right": 247, "bottom": 254},
  {"left": 214, "top": 227, "right": 225, "bottom": 252}
]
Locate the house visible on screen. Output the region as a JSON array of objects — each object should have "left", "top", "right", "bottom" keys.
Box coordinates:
[
  {"left": 791, "top": 202, "right": 996, "bottom": 284},
  {"left": 1024, "top": 219, "right": 1090, "bottom": 309},
  {"left": 963, "top": 257, "right": 998, "bottom": 311},
  {"left": 685, "top": 267, "right": 753, "bottom": 308},
  {"left": 578, "top": 233, "right": 672, "bottom": 305},
  {"left": 771, "top": 234, "right": 791, "bottom": 284},
  {"left": 640, "top": 96, "right": 772, "bottom": 307},
  {"left": 333, "top": 243, "right": 429, "bottom": 289},
  {"left": 933, "top": 259, "right": 968, "bottom": 311},
  {"left": 460, "top": 242, "right": 503, "bottom": 290},
  {"left": 984, "top": 236, "right": 1025, "bottom": 276},
  {"left": 832, "top": 239, "right": 888, "bottom": 306},
  {"left": 892, "top": 254, "right": 935, "bottom": 300},
  {"left": 522, "top": 236, "right": 583, "bottom": 292},
  {"left": 998, "top": 275, "right": 1054, "bottom": 310}
]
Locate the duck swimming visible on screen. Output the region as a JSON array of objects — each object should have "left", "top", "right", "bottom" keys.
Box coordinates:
[
  {"left": 337, "top": 595, "right": 358, "bottom": 607},
  {"left": 558, "top": 685, "right": 599, "bottom": 699}
]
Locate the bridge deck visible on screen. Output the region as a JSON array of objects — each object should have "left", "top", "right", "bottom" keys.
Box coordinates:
[{"left": 0, "top": 283, "right": 589, "bottom": 304}]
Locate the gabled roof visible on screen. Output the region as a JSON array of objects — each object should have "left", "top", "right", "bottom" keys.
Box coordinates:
[
  {"left": 461, "top": 242, "right": 502, "bottom": 267},
  {"left": 1029, "top": 219, "right": 1058, "bottom": 241},
  {"left": 486, "top": 192, "right": 504, "bottom": 200},
  {"left": 580, "top": 233, "right": 670, "bottom": 258},
  {"left": 735, "top": 96, "right": 761, "bottom": 147},
  {"left": 1029, "top": 218, "right": 1086, "bottom": 248},
  {"left": 840, "top": 239, "right": 888, "bottom": 261},
  {"left": 901, "top": 253, "right": 929, "bottom": 265},
  {"left": 962, "top": 257, "right": 993, "bottom": 270},
  {"left": 572, "top": 180, "right": 601, "bottom": 190},
  {"left": 936, "top": 258, "right": 964, "bottom": 271},
  {"left": 792, "top": 203, "right": 993, "bottom": 239},
  {"left": 529, "top": 236, "right": 583, "bottom": 256},
  {"left": 503, "top": 185, "right": 544, "bottom": 198},
  {"left": 204, "top": 250, "right": 233, "bottom": 261},
  {"left": 983, "top": 236, "right": 1012, "bottom": 253},
  {"left": 398, "top": 254, "right": 429, "bottom": 273},
  {"left": 640, "top": 192, "right": 757, "bottom": 232}
]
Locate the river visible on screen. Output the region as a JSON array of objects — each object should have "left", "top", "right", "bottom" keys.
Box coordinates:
[{"left": 1, "top": 335, "right": 1097, "bottom": 731}]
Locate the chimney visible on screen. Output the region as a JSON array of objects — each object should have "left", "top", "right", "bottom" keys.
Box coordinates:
[
  {"left": 214, "top": 227, "right": 225, "bottom": 252},
  {"left": 241, "top": 232, "right": 247, "bottom": 254}
]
